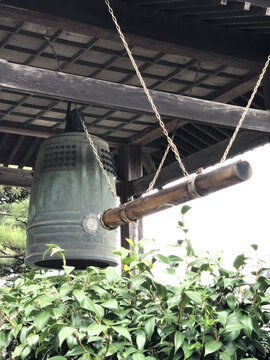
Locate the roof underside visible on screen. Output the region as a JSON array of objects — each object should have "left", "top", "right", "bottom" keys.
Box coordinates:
[{"left": 0, "top": 0, "right": 270, "bottom": 193}]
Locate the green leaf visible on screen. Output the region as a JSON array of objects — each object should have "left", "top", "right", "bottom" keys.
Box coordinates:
[
  {"left": 44, "top": 244, "right": 66, "bottom": 259},
  {"left": 63, "top": 265, "right": 75, "bottom": 274},
  {"left": 106, "top": 344, "right": 118, "bottom": 357},
  {"left": 216, "top": 311, "right": 228, "bottom": 327},
  {"left": 155, "top": 254, "right": 171, "bottom": 265},
  {"left": 27, "top": 333, "right": 39, "bottom": 348},
  {"left": 174, "top": 331, "right": 185, "bottom": 354},
  {"left": 186, "top": 240, "right": 195, "bottom": 256},
  {"left": 53, "top": 307, "right": 66, "bottom": 319},
  {"left": 136, "top": 329, "right": 146, "bottom": 350},
  {"left": 112, "top": 326, "right": 132, "bottom": 342},
  {"left": 102, "top": 298, "right": 118, "bottom": 309},
  {"left": 220, "top": 353, "right": 231, "bottom": 360},
  {"left": 3, "top": 294, "right": 17, "bottom": 302},
  {"left": 73, "top": 289, "right": 85, "bottom": 304},
  {"left": 87, "top": 323, "right": 108, "bottom": 336},
  {"left": 94, "top": 303, "right": 104, "bottom": 319},
  {"left": 132, "top": 353, "right": 146, "bottom": 360},
  {"left": 250, "top": 244, "right": 258, "bottom": 251},
  {"left": 132, "top": 275, "right": 147, "bottom": 289},
  {"left": 34, "top": 311, "right": 51, "bottom": 332},
  {"left": 241, "top": 315, "right": 253, "bottom": 338},
  {"left": 226, "top": 295, "right": 237, "bottom": 310},
  {"left": 58, "top": 326, "right": 75, "bottom": 347},
  {"left": 59, "top": 283, "right": 72, "bottom": 297},
  {"left": 156, "top": 283, "right": 167, "bottom": 299},
  {"left": 182, "top": 340, "right": 193, "bottom": 359},
  {"left": 144, "top": 317, "right": 155, "bottom": 340},
  {"left": 38, "top": 295, "right": 54, "bottom": 308},
  {"left": 0, "top": 332, "right": 6, "bottom": 350},
  {"left": 65, "top": 346, "right": 85, "bottom": 356},
  {"left": 12, "top": 344, "right": 27, "bottom": 358},
  {"left": 21, "top": 345, "right": 31, "bottom": 360},
  {"left": 204, "top": 338, "right": 222, "bottom": 356},
  {"left": 47, "top": 357, "right": 67, "bottom": 360},
  {"left": 184, "top": 291, "right": 202, "bottom": 304},
  {"left": 233, "top": 254, "right": 246, "bottom": 269},
  {"left": 168, "top": 255, "right": 184, "bottom": 263},
  {"left": 113, "top": 247, "right": 131, "bottom": 258},
  {"left": 82, "top": 297, "right": 96, "bottom": 312},
  {"left": 105, "top": 267, "right": 119, "bottom": 284},
  {"left": 181, "top": 205, "right": 191, "bottom": 215},
  {"left": 126, "top": 238, "right": 134, "bottom": 248}
]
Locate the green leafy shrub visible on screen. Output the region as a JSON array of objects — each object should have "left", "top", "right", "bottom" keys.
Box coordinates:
[{"left": 0, "top": 207, "right": 269, "bottom": 359}]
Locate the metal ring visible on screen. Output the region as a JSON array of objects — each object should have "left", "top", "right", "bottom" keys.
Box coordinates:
[
  {"left": 119, "top": 203, "right": 133, "bottom": 223},
  {"left": 99, "top": 211, "right": 114, "bottom": 231},
  {"left": 187, "top": 176, "right": 202, "bottom": 199}
]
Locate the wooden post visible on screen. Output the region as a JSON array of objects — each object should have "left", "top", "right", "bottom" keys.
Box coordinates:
[{"left": 117, "top": 145, "right": 143, "bottom": 249}]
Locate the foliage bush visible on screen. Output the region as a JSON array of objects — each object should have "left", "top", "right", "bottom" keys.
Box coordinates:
[
  {"left": 0, "top": 188, "right": 29, "bottom": 279},
  {"left": 0, "top": 207, "right": 269, "bottom": 360}
]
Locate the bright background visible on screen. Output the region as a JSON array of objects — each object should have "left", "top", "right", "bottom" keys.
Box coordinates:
[{"left": 143, "top": 144, "right": 270, "bottom": 270}]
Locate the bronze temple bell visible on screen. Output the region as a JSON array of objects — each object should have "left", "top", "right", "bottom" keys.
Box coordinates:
[
  {"left": 25, "top": 108, "right": 253, "bottom": 270},
  {"left": 25, "top": 108, "right": 119, "bottom": 269}
]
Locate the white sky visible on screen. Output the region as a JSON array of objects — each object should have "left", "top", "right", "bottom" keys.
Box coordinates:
[{"left": 143, "top": 143, "right": 270, "bottom": 270}]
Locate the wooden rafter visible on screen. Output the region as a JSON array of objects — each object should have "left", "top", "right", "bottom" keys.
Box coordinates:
[
  {"left": 233, "top": 0, "right": 270, "bottom": 10},
  {"left": 0, "top": 62, "right": 270, "bottom": 136},
  {"left": 0, "top": 0, "right": 268, "bottom": 71}
]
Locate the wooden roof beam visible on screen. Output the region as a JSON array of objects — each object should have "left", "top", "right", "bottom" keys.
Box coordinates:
[
  {"left": 0, "top": 0, "right": 268, "bottom": 72},
  {"left": 0, "top": 62, "right": 270, "bottom": 135},
  {"left": 0, "top": 166, "right": 33, "bottom": 187}
]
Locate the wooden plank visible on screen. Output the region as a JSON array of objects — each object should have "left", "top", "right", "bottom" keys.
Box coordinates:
[
  {"left": 4, "top": 135, "right": 25, "bottom": 167},
  {"left": 0, "top": 0, "right": 267, "bottom": 71},
  {"left": 18, "top": 137, "right": 40, "bottom": 168},
  {"left": 0, "top": 166, "right": 33, "bottom": 187},
  {"left": 131, "top": 131, "right": 270, "bottom": 196},
  {"left": 212, "top": 76, "right": 259, "bottom": 103},
  {"left": 0, "top": 124, "right": 126, "bottom": 148},
  {"left": 131, "top": 120, "right": 187, "bottom": 145},
  {"left": 0, "top": 125, "right": 52, "bottom": 138},
  {"left": 1, "top": 62, "right": 270, "bottom": 133}
]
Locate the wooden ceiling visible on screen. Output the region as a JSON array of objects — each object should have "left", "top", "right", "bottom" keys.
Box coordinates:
[{"left": 0, "top": 0, "right": 269, "bottom": 195}]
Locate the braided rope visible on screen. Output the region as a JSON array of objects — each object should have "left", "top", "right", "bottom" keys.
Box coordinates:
[
  {"left": 220, "top": 54, "right": 270, "bottom": 163},
  {"left": 80, "top": 117, "right": 118, "bottom": 199},
  {"left": 104, "top": 0, "right": 189, "bottom": 179}
]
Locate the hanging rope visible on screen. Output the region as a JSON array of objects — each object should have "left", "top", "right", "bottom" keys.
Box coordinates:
[
  {"left": 146, "top": 62, "right": 202, "bottom": 194},
  {"left": 220, "top": 54, "right": 270, "bottom": 163},
  {"left": 80, "top": 116, "right": 118, "bottom": 199},
  {"left": 104, "top": 0, "right": 189, "bottom": 179}
]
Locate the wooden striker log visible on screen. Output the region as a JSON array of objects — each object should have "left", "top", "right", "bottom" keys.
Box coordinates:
[{"left": 101, "top": 160, "right": 251, "bottom": 230}]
